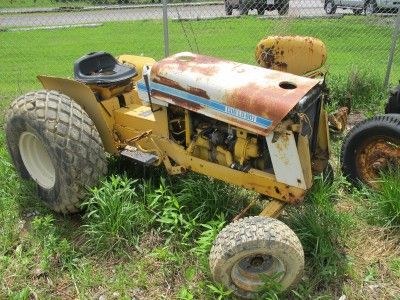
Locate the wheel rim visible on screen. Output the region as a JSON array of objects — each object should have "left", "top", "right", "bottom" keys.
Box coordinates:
[
  {"left": 19, "top": 131, "right": 56, "bottom": 189},
  {"left": 355, "top": 136, "right": 400, "bottom": 188},
  {"left": 231, "top": 253, "right": 286, "bottom": 292},
  {"left": 366, "top": 3, "right": 373, "bottom": 15},
  {"left": 326, "top": 2, "right": 333, "bottom": 13}
]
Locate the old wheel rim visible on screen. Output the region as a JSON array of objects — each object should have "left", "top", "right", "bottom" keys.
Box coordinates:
[
  {"left": 231, "top": 254, "right": 285, "bottom": 292},
  {"left": 19, "top": 131, "right": 56, "bottom": 189},
  {"left": 326, "top": 2, "right": 333, "bottom": 13},
  {"left": 365, "top": 3, "right": 374, "bottom": 15},
  {"left": 356, "top": 136, "right": 400, "bottom": 188}
]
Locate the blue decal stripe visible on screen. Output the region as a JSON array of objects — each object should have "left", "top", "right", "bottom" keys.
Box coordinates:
[{"left": 137, "top": 81, "right": 272, "bottom": 128}]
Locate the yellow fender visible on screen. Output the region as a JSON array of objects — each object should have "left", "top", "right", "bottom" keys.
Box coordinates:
[
  {"left": 37, "top": 75, "right": 119, "bottom": 155},
  {"left": 255, "top": 36, "right": 327, "bottom": 77},
  {"left": 117, "top": 54, "right": 156, "bottom": 81}
]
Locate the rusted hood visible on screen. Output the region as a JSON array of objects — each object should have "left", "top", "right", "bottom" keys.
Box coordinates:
[{"left": 144, "top": 52, "right": 320, "bottom": 135}]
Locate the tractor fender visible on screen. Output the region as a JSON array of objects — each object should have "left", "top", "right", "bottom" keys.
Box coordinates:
[{"left": 37, "top": 75, "right": 118, "bottom": 155}]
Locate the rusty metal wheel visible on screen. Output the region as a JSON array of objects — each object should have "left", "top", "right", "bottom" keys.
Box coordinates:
[
  {"left": 209, "top": 216, "right": 304, "bottom": 299},
  {"left": 341, "top": 114, "right": 400, "bottom": 188}
]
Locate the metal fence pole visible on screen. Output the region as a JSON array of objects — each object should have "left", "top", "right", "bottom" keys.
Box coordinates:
[
  {"left": 162, "top": 0, "right": 169, "bottom": 57},
  {"left": 384, "top": 9, "right": 400, "bottom": 88}
]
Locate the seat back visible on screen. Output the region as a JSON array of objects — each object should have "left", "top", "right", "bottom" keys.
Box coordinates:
[
  {"left": 255, "top": 36, "right": 327, "bottom": 78},
  {"left": 74, "top": 52, "right": 137, "bottom": 87}
]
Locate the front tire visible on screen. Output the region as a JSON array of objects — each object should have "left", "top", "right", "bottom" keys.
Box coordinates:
[
  {"left": 324, "top": 0, "right": 337, "bottom": 14},
  {"left": 224, "top": 0, "right": 233, "bottom": 15},
  {"left": 209, "top": 216, "right": 304, "bottom": 299},
  {"left": 365, "top": 0, "right": 377, "bottom": 15},
  {"left": 5, "top": 90, "right": 107, "bottom": 213},
  {"left": 341, "top": 114, "right": 400, "bottom": 188},
  {"left": 239, "top": 1, "right": 249, "bottom": 15},
  {"left": 257, "top": 6, "right": 265, "bottom": 15}
]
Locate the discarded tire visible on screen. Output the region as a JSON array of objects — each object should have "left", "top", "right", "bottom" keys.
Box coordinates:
[{"left": 5, "top": 90, "right": 107, "bottom": 213}]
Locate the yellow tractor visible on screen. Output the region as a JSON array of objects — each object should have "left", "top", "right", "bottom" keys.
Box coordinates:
[{"left": 6, "top": 36, "right": 329, "bottom": 298}]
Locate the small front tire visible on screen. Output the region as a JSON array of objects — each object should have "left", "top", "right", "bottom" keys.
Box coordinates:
[
  {"left": 239, "top": 1, "right": 249, "bottom": 15},
  {"left": 324, "top": 0, "right": 337, "bottom": 14},
  {"left": 365, "top": 0, "right": 377, "bottom": 15},
  {"left": 209, "top": 216, "right": 304, "bottom": 299},
  {"left": 224, "top": 0, "right": 233, "bottom": 15},
  {"left": 5, "top": 90, "right": 108, "bottom": 213}
]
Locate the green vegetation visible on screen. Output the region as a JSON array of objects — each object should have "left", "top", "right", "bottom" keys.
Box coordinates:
[
  {"left": 363, "top": 168, "right": 400, "bottom": 228},
  {"left": 1, "top": 17, "right": 400, "bottom": 299}
]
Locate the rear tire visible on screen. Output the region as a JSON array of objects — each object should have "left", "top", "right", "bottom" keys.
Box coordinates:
[
  {"left": 209, "top": 216, "right": 304, "bottom": 299},
  {"left": 340, "top": 114, "right": 400, "bottom": 188},
  {"left": 324, "top": 0, "right": 337, "bottom": 14},
  {"left": 5, "top": 90, "right": 107, "bottom": 213}
]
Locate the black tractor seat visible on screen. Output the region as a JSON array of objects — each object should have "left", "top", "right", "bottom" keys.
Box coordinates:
[{"left": 74, "top": 52, "right": 137, "bottom": 87}]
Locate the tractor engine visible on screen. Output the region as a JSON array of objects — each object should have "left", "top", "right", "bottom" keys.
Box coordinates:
[{"left": 168, "top": 109, "right": 269, "bottom": 172}]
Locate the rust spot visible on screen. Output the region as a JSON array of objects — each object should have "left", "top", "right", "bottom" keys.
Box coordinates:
[
  {"left": 274, "top": 62, "right": 288, "bottom": 71},
  {"left": 260, "top": 48, "right": 275, "bottom": 68},
  {"left": 154, "top": 76, "right": 184, "bottom": 91},
  {"left": 356, "top": 136, "right": 400, "bottom": 188},
  {"left": 188, "top": 86, "right": 210, "bottom": 99},
  {"left": 274, "top": 186, "right": 280, "bottom": 194}
]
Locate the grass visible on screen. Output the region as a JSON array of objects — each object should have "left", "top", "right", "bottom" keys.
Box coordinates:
[
  {"left": 362, "top": 167, "right": 400, "bottom": 228},
  {"left": 1, "top": 16, "right": 400, "bottom": 299}
]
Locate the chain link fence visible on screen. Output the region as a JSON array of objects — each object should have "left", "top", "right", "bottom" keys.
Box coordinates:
[{"left": 1, "top": 0, "right": 400, "bottom": 100}]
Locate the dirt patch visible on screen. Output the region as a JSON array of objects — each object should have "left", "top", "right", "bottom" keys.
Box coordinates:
[{"left": 346, "top": 111, "right": 366, "bottom": 129}]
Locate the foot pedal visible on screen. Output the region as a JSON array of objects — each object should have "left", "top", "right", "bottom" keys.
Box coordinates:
[{"left": 120, "top": 145, "right": 159, "bottom": 165}]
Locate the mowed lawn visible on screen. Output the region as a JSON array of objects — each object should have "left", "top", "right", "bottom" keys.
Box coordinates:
[{"left": 0, "top": 16, "right": 400, "bottom": 299}]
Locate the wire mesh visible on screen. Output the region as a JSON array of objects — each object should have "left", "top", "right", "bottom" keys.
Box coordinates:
[{"left": 1, "top": 0, "right": 399, "bottom": 100}]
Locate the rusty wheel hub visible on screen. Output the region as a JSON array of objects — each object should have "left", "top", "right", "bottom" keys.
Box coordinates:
[
  {"left": 231, "top": 254, "right": 285, "bottom": 292},
  {"left": 356, "top": 137, "right": 400, "bottom": 187}
]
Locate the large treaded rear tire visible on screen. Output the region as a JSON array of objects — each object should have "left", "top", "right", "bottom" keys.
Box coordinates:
[
  {"left": 5, "top": 90, "right": 107, "bottom": 213},
  {"left": 209, "top": 216, "right": 304, "bottom": 299},
  {"left": 340, "top": 114, "right": 400, "bottom": 188}
]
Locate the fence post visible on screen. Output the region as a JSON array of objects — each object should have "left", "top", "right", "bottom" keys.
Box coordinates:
[
  {"left": 384, "top": 9, "right": 400, "bottom": 88},
  {"left": 162, "top": 0, "right": 170, "bottom": 57}
]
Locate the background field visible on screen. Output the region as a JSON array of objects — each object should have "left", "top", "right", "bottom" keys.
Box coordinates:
[{"left": 1, "top": 17, "right": 400, "bottom": 299}]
